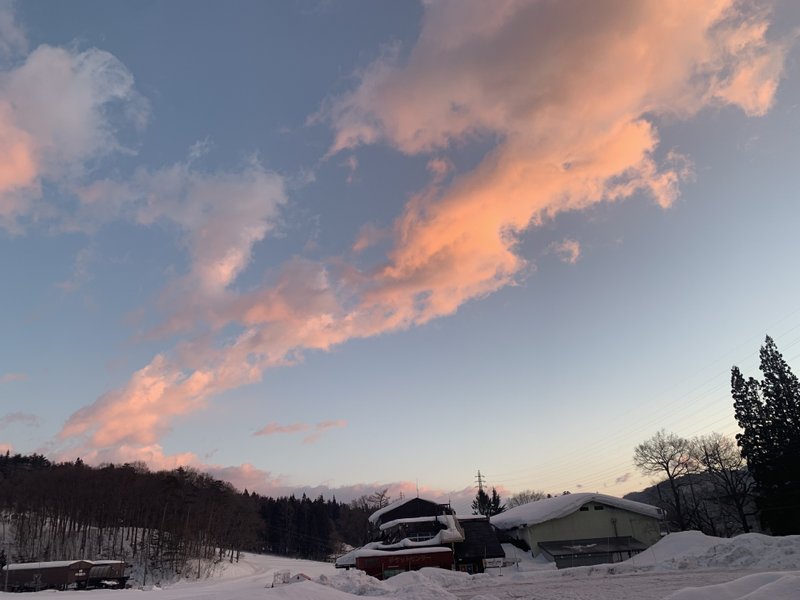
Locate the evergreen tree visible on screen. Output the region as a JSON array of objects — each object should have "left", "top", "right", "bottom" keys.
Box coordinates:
[
  {"left": 732, "top": 336, "right": 800, "bottom": 534},
  {"left": 472, "top": 487, "right": 505, "bottom": 516},
  {"left": 471, "top": 488, "right": 490, "bottom": 515},
  {"left": 489, "top": 487, "right": 506, "bottom": 515}
]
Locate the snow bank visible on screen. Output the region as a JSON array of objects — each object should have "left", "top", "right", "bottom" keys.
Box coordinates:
[
  {"left": 628, "top": 531, "right": 800, "bottom": 571},
  {"left": 664, "top": 571, "right": 800, "bottom": 600}
]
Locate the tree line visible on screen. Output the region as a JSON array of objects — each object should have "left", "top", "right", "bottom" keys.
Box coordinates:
[
  {"left": 633, "top": 336, "right": 800, "bottom": 536},
  {"left": 0, "top": 455, "right": 376, "bottom": 577}
]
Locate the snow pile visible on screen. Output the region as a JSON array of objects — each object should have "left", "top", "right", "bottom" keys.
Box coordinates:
[
  {"left": 664, "top": 571, "right": 800, "bottom": 600},
  {"left": 629, "top": 531, "right": 800, "bottom": 571}
]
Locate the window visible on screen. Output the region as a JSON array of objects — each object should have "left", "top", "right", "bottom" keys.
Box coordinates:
[
  {"left": 579, "top": 506, "right": 589, "bottom": 511},
  {"left": 594, "top": 506, "right": 604, "bottom": 511}
]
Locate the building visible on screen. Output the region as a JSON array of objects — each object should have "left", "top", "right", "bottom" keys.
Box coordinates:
[
  {"left": 1, "top": 559, "right": 129, "bottom": 592},
  {"left": 490, "top": 492, "right": 665, "bottom": 569},
  {"left": 336, "top": 497, "right": 505, "bottom": 579}
]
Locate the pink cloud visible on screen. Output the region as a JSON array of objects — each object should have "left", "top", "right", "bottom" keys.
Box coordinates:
[
  {"left": 52, "top": 440, "right": 475, "bottom": 507},
  {"left": 58, "top": 353, "right": 252, "bottom": 447},
  {"left": 353, "top": 222, "right": 389, "bottom": 253},
  {"left": 253, "top": 419, "right": 347, "bottom": 444},
  {"left": 57, "top": 0, "right": 792, "bottom": 468},
  {"left": 0, "top": 372, "right": 27, "bottom": 384},
  {"left": 426, "top": 157, "right": 452, "bottom": 179},
  {"left": 0, "top": 443, "right": 12, "bottom": 454},
  {"left": 302, "top": 419, "right": 347, "bottom": 444},
  {"left": 254, "top": 422, "right": 311, "bottom": 436}
]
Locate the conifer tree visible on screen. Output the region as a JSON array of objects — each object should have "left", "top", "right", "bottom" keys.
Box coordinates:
[
  {"left": 489, "top": 487, "right": 506, "bottom": 516},
  {"left": 471, "top": 488, "right": 490, "bottom": 516},
  {"left": 472, "top": 487, "right": 505, "bottom": 516},
  {"left": 732, "top": 336, "right": 800, "bottom": 534}
]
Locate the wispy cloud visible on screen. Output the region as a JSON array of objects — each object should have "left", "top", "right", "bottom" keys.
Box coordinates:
[
  {"left": 0, "top": 372, "right": 27, "bottom": 384},
  {"left": 0, "top": 1, "right": 27, "bottom": 63},
  {"left": 253, "top": 419, "right": 346, "bottom": 444},
  {"left": 254, "top": 422, "right": 311, "bottom": 436},
  {"left": 57, "top": 246, "right": 95, "bottom": 292},
  {"left": 615, "top": 472, "right": 632, "bottom": 484},
  {"left": 0, "top": 411, "right": 39, "bottom": 430},
  {"left": 340, "top": 155, "right": 358, "bottom": 184},
  {"left": 76, "top": 158, "right": 287, "bottom": 335},
  {"left": 302, "top": 419, "right": 347, "bottom": 444},
  {"left": 549, "top": 239, "right": 581, "bottom": 264}
]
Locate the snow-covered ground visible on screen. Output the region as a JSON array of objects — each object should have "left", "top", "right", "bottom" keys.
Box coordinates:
[{"left": 7, "top": 532, "right": 798, "bottom": 600}]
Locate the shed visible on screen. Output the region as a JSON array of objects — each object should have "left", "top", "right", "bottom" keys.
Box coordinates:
[{"left": 2, "top": 560, "right": 93, "bottom": 591}]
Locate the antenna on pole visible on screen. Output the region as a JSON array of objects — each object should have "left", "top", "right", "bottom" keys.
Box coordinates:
[
  {"left": 416, "top": 479, "right": 419, "bottom": 498},
  {"left": 475, "top": 469, "right": 485, "bottom": 492}
]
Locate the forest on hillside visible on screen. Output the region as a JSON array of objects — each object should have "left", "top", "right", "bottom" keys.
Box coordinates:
[{"left": 0, "top": 453, "right": 374, "bottom": 576}]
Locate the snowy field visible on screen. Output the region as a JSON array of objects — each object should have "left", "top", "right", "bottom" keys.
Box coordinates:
[{"left": 8, "top": 532, "right": 799, "bottom": 600}]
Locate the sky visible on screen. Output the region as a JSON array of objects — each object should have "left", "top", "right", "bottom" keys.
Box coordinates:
[{"left": 1, "top": 0, "right": 800, "bottom": 510}]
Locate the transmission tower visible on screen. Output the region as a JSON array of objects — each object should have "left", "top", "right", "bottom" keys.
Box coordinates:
[{"left": 475, "top": 469, "right": 485, "bottom": 492}]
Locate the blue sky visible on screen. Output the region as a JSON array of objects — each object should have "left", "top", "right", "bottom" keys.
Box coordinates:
[{"left": 1, "top": 0, "right": 799, "bottom": 507}]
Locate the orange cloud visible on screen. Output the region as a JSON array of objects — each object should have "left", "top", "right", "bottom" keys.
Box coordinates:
[
  {"left": 0, "top": 102, "right": 37, "bottom": 211},
  {"left": 58, "top": 0, "right": 791, "bottom": 471}
]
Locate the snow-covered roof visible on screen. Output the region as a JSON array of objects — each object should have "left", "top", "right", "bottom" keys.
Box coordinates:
[
  {"left": 378, "top": 514, "right": 462, "bottom": 536},
  {"left": 490, "top": 493, "right": 663, "bottom": 530},
  {"left": 4, "top": 560, "right": 92, "bottom": 571},
  {"left": 368, "top": 497, "right": 421, "bottom": 524},
  {"left": 335, "top": 514, "right": 464, "bottom": 567}
]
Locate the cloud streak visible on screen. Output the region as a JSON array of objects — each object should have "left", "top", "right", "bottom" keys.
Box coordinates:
[
  {"left": 253, "top": 419, "right": 347, "bottom": 444},
  {"left": 0, "top": 372, "right": 27, "bottom": 384},
  {"left": 0, "top": 412, "right": 39, "bottom": 430}
]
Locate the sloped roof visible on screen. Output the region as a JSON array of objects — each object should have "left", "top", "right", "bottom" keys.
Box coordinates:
[
  {"left": 4, "top": 560, "right": 93, "bottom": 571},
  {"left": 490, "top": 492, "right": 662, "bottom": 530},
  {"left": 368, "top": 497, "right": 444, "bottom": 524}
]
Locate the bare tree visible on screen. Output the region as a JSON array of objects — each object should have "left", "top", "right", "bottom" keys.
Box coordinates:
[
  {"left": 366, "top": 489, "right": 391, "bottom": 510},
  {"left": 507, "top": 489, "right": 547, "bottom": 508},
  {"left": 692, "top": 433, "right": 756, "bottom": 533},
  {"left": 633, "top": 430, "right": 698, "bottom": 530}
]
